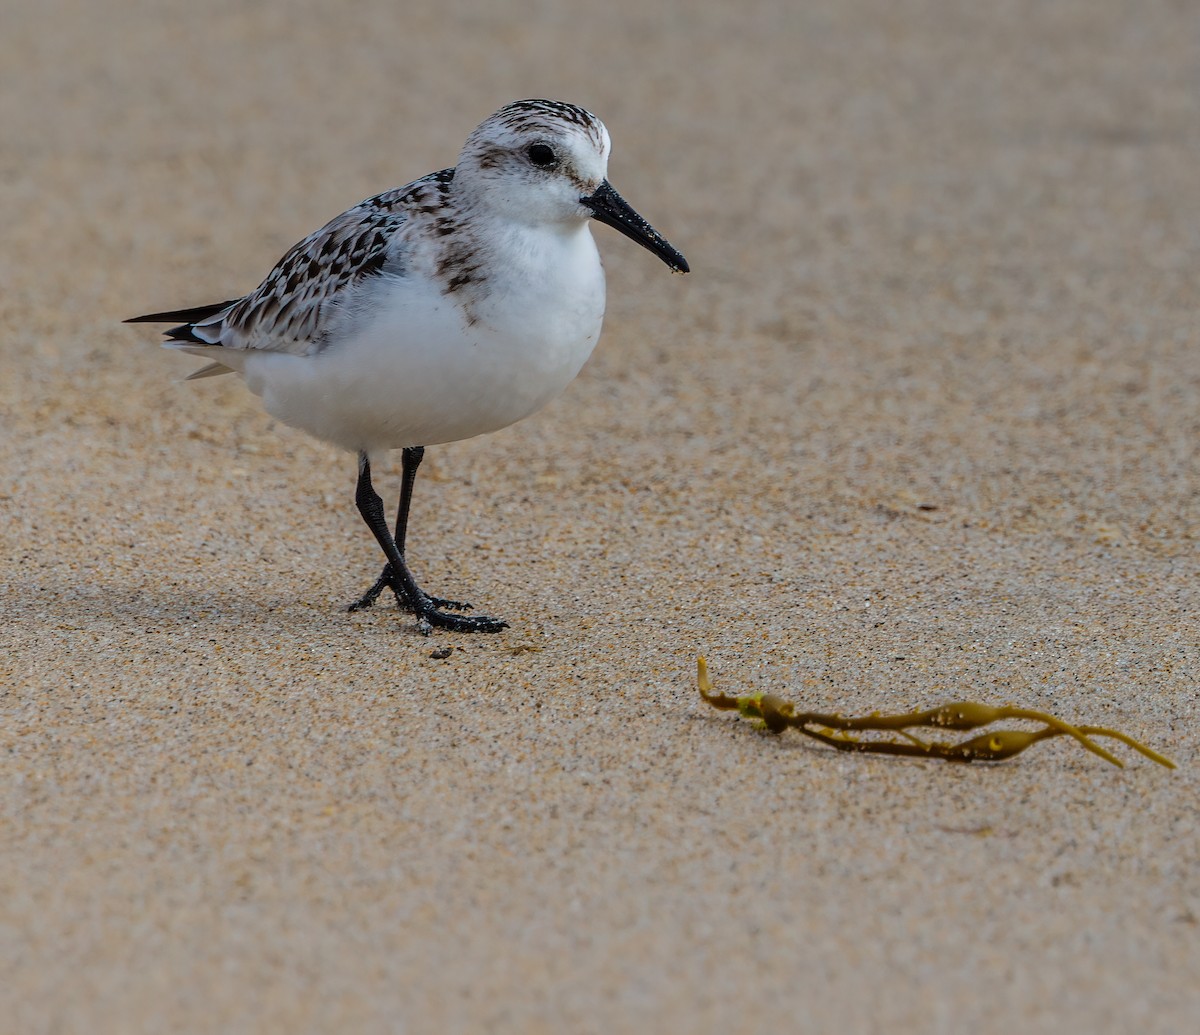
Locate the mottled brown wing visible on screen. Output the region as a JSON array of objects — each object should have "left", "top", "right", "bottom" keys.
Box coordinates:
[{"left": 132, "top": 169, "right": 455, "bottom": 357}]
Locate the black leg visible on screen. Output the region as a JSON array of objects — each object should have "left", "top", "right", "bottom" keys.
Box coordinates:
[
  {"left": 348, "top": 446, "right": 420, "bottom": 611},
  {"left": 348, "top": 447, "right": 472, "bottom": 613},
  {"left": 349, "top": 451, "right": 507, "bottom": 634},
  {"left": 394, "top": 444, "right": 423, "bottom": 556}
]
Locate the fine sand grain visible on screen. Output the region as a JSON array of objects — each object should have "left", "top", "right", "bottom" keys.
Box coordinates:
[{"left": 3, "top": 2, "right": 1197, "bottom": 1032}]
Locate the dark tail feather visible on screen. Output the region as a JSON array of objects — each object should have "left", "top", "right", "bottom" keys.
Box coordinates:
[{"left": 124, "top": 299, "right": 241, "bottom": 325}]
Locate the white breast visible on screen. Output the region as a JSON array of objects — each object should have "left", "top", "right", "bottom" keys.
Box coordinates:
[{"left": 241, "top": 220, "right": 607, "bottom": 453}]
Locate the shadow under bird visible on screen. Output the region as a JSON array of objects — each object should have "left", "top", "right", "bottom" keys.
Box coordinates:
[{"left": 127, "top": 99, "right": 688, "bottom": 634}]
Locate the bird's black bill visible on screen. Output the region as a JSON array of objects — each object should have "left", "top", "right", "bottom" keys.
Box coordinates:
[{"left": 581, "top": 181, "right": 689, "bottom": 273}]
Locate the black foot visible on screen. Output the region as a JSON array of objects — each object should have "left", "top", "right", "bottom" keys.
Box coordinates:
[
  {"left": 347, "top": 571, "right": 392, "bottom": 612},
  {"left": 347, "top": 565, "right": 473, "bottom": 613},
  {"left": 347, "top": 566, "right": 506, "bottom": 634},
  {"left": 414, "top": 601, "right": 509, "bottom": 636}
]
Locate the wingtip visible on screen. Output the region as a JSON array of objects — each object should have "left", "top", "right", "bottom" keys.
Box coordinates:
[{"left": 123, "top": 299, "right": 242, "bottom": 326}]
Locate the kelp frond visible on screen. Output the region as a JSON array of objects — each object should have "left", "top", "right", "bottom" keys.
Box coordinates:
[{"left": 696, "top": 657, "right": 1175, "bottom": 769}]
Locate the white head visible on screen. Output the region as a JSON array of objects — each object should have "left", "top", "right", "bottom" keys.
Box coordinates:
[
  {"left": 456, "top": 99, "right": 612, "bottom": 225},
  {"left": 454, "top": 99, "right": 689, "bottom": 272}
]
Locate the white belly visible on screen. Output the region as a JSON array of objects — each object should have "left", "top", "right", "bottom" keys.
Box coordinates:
[{"left": 242, "top": 224, "right": 606, "bottom": 453}]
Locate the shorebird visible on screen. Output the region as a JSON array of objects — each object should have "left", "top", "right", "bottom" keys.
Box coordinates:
[{"left": 128, "top": 99, "right": 688, "bottom": 633}]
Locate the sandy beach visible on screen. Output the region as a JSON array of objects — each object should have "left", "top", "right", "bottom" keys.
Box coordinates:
[{"left": 3, "top": 1, "right": 1197, "bottom": 1031}]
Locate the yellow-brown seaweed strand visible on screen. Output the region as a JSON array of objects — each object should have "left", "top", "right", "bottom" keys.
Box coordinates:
[{"left": 696, "top": 657, "right": 1175, "bottom": 768}]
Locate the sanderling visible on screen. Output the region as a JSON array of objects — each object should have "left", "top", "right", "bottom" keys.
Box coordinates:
[{"left": 127, "top": 99, "right": 688, "bottom": 634}]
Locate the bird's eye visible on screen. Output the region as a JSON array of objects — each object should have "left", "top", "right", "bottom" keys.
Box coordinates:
[{"left": 525, "top": 143, "right": 558, "bottom": 168}]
